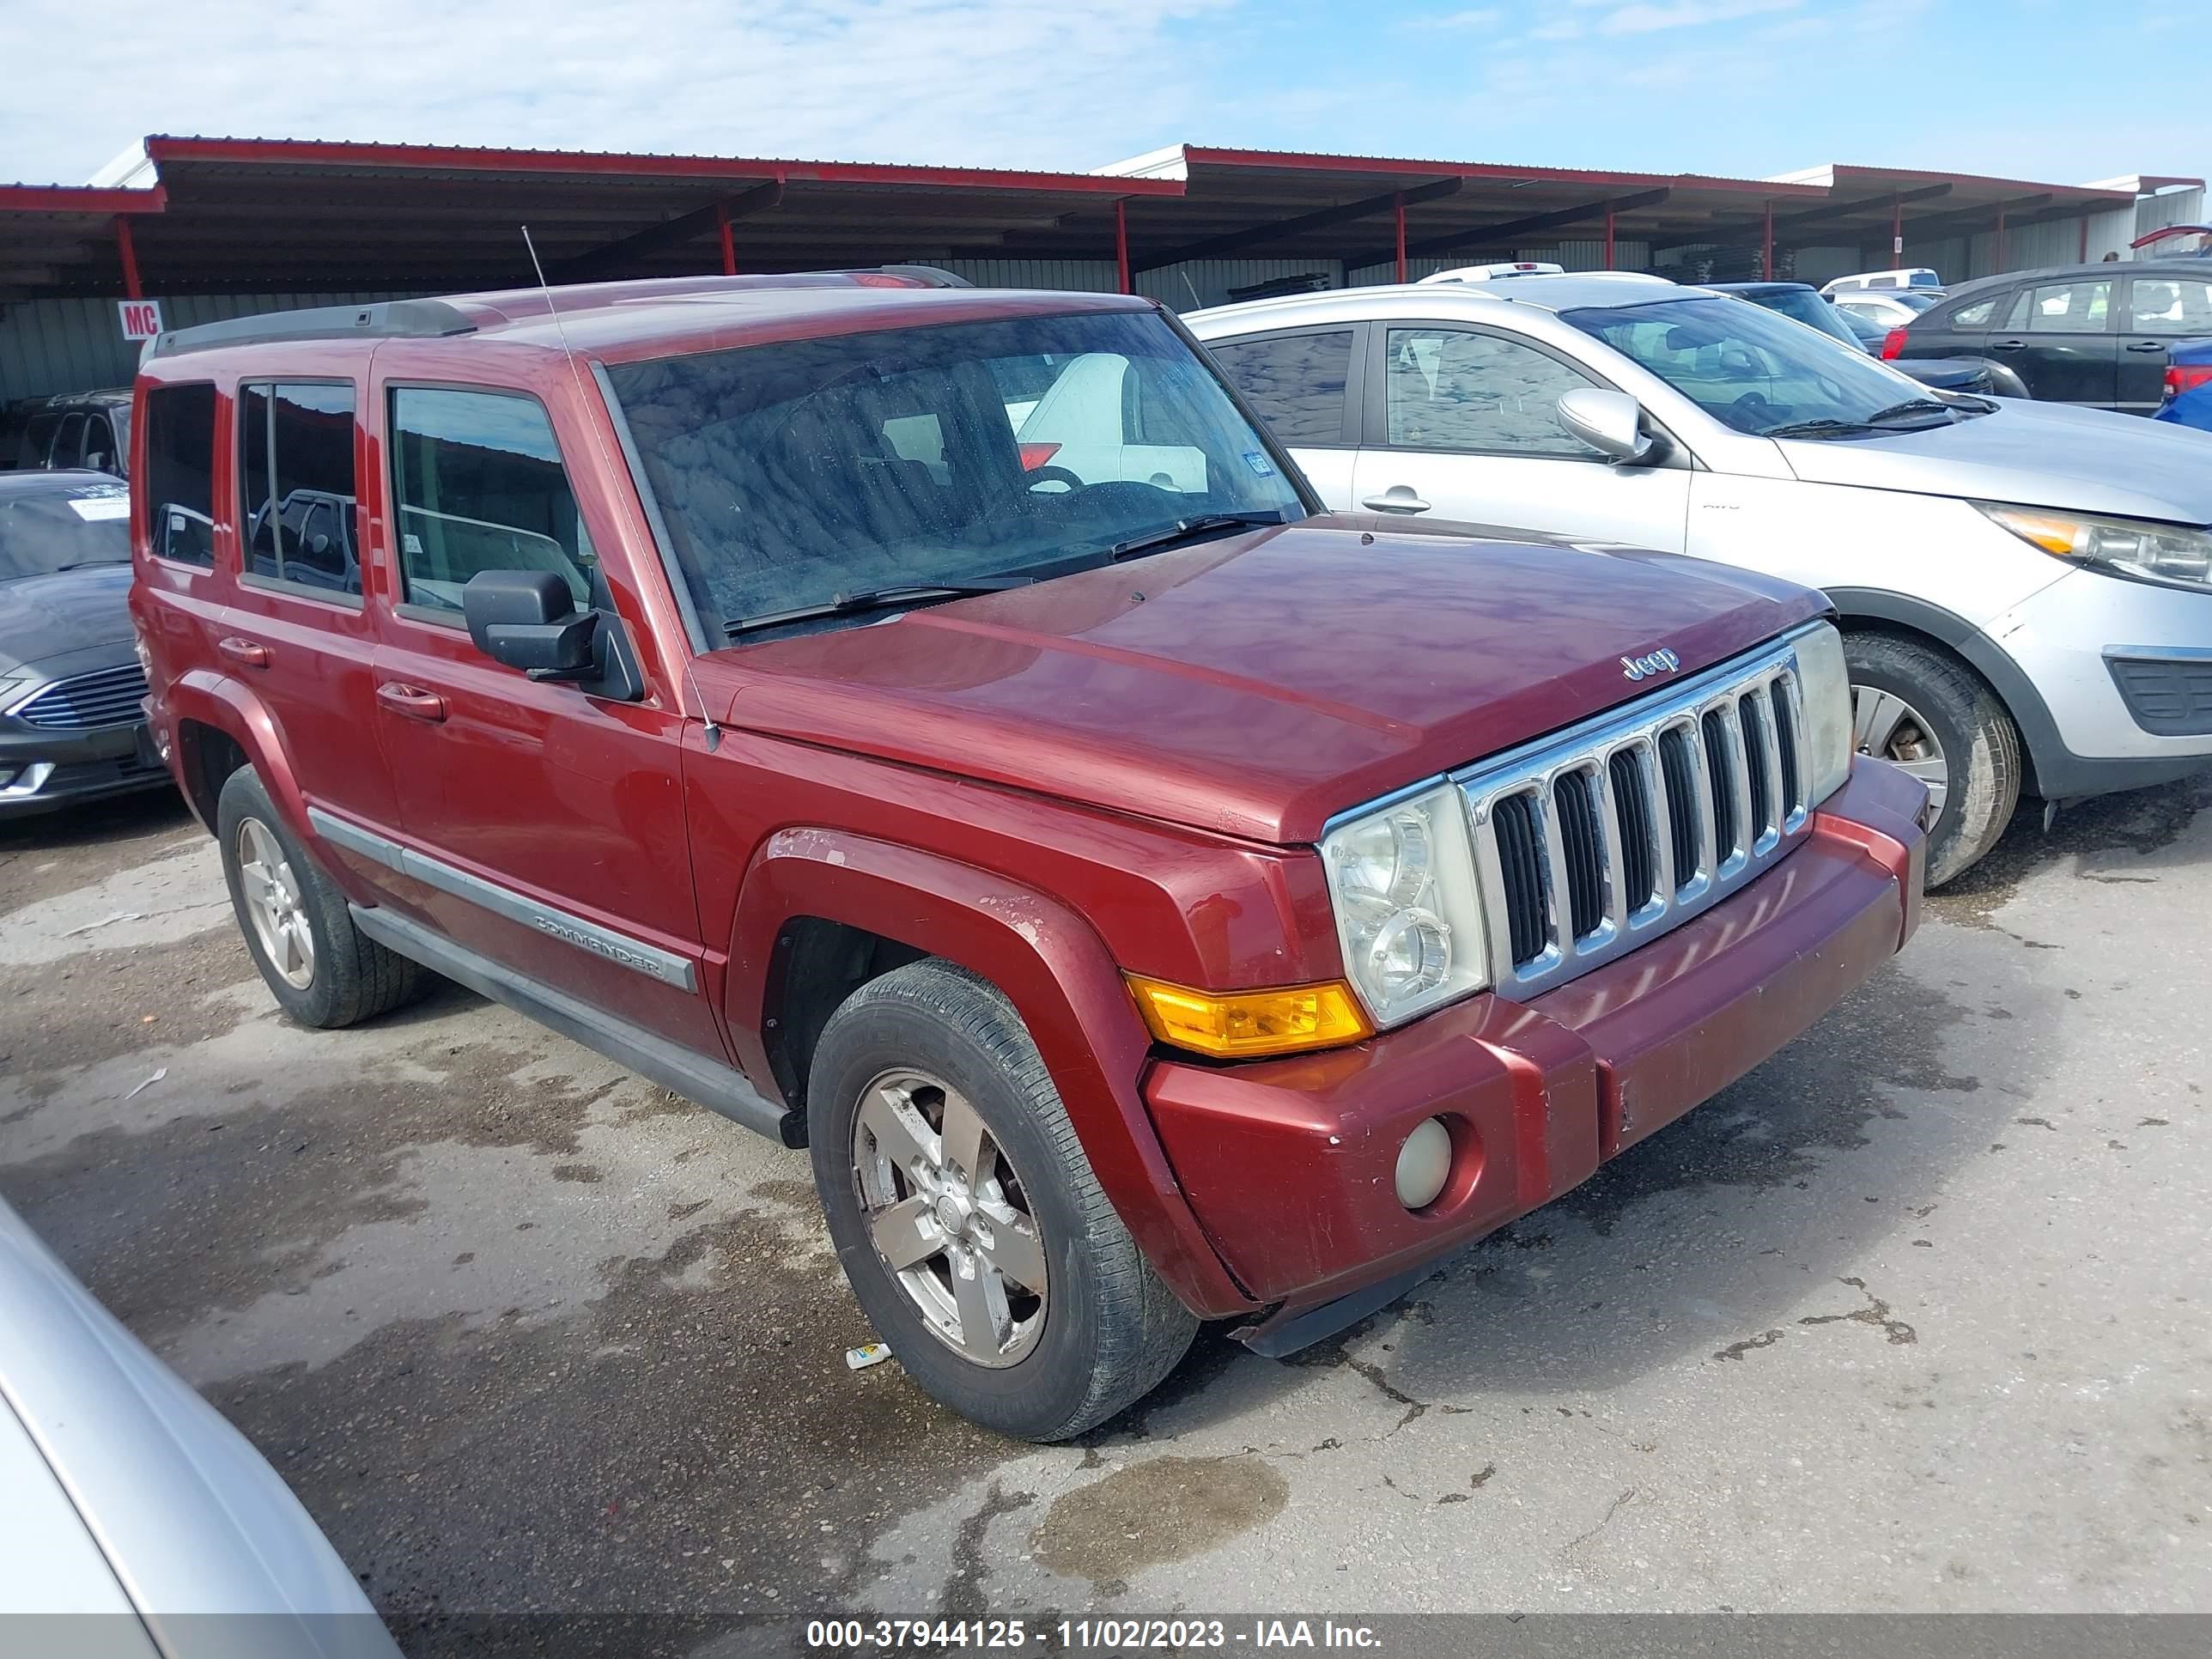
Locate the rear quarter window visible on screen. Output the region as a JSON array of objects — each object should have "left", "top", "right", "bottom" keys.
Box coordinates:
[{"left": 143, "top": 384, "right": 218, "bottom": 567}]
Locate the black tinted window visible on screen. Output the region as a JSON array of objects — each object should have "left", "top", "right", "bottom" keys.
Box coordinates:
[
  {"left": 2026, "top": 280, "right": 2111, "bottom": 333},
  {"left": 388, "top": 388, "right": 592, "bottom": 616},
  {"left": 1948, "top": 297, "right": 1997, "bottom": 328},
  {"left": 1384, "top": 327, "right": 1601, "bottom": 456},
  {"left": 143, "top": 384, "right": 217, "bottom": 567},
  {"left": 1206, "top": 330, "right": 1353, "bottom": 443},
  {"left": 17, "top": 413, "right": 59, "bottom": 469},
  {"left": 240, "top": 382, "right": 358, "bottom": 594},
  {"left": 54, "top": 412, "right": 85, "bottom": 469}
]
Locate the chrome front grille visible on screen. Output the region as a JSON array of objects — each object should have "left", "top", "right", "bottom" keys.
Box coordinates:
[
  {"left": 1458, "top": 631, "right": 1814, "bottom": 999},
  {"left": 11, "top": 663, "right": 149, "bottom": 731}
]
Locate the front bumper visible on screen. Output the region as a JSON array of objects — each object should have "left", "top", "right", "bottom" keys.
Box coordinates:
[
  {"left": 1999, "top": 568, "right": 2212, "bottom": 790},
  {"left": 1142, "top": 758, "right": 1926, "bottom": 1347},
  {"left": 0, "top": 717, "right": 168, "bottom": 817}
]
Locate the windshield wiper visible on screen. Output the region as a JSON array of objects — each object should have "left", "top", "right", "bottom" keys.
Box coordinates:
[
  {"left": 1863, "top": 398, "right": 1954, "bottom": 425},
  {"left": 722, "top": 578, "right": 1031, "bottom": 639},
  {"left": 1759, "top": 417, "right": 1877, "bottom": 440},
  {"left": 1107, "top": 509, "right": 1290, "bottom": 564},
  {"left": 53, "top": 558, "right": 131, "bottom": 570}
]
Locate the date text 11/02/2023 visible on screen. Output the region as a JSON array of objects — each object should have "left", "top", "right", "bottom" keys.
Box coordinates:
[{"left": 805, "top": 1618, "right": 1384, "bottom": 1649}]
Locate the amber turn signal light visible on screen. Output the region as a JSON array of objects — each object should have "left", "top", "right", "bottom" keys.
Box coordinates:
[{"left": 1125, "top": 974, "right": 1373, "bottom": 1059}]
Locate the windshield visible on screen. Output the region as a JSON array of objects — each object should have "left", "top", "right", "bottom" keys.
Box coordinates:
[
  {"left": 0, "top": 480, "right": 131, "bottom": 580},
  {"left": 605, "top": 309, "right": 1306, "bottom": 637},
  {"left": 1565, "top": 295, "right": 1946, "bottom": 436},
  {"left": 1742, "top": 289, "right": 1864, "bottom": 349}
]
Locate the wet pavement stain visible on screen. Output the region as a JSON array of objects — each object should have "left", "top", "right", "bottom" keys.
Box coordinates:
[
  {"left": 1029, "top": 1455, "right": 1288, "bottom": 1587},
  {"left": 0, "top": 927, "right": 251, "bottom": 1093}
]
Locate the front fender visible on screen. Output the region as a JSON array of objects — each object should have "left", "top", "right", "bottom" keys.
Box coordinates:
[{"left": 727, "top": 828, "right": 1255, "bottom": 1318}]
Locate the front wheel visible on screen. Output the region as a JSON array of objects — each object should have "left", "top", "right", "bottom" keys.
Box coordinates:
[
  {"left": 807, "top": 959, "right": 1196, "bottom": 1441},
  {"left": 1844, "top": 632, "right": 2021, "bottom": 887}
]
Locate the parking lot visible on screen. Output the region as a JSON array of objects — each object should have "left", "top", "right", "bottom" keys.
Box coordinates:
[{"left": 3, "top": 775, "right": 2209, "bottom": 1647}]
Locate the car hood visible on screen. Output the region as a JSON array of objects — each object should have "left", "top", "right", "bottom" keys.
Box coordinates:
[
  {"left": 706, "top": 517, "right": 1825, "bottom": 843},
  {"left": 0, "top": 1198, "right": 399, "bottom": 1654},
  {"left": 1777, "top": 399, "right": 2212, "bottom": 523},
  {"left": 0, "top": 565, "right": 134, "bottom": 676}
]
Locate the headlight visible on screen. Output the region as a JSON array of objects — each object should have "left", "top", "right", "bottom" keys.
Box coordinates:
[
  {"left": 0, "top": 672, "right": 31, "bottom": 715},
  {"left": 1322, "top": 782, "right": 1488, "bottom": 1028},
  {"left": 1791, "top": 622, "right": 1853, "bottom": 808},
  {"left": 1978, "top": 502, "right": 2212, "bottom": 592}
]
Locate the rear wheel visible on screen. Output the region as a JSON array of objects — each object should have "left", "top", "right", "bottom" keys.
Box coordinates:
[
  {"left": 1844, "top": 631, "right": 2020, "bottom": 887},
  {"left": 216, "top": 768, "right": 426, "bottom": 1028},
  {"left": 807, "top": 959, "right": 1196, "bottom": 1441}
]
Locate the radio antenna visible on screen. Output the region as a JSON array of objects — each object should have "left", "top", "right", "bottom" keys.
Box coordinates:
[{"left": 520, "top": 224, "right": 722, "bottom": 748}]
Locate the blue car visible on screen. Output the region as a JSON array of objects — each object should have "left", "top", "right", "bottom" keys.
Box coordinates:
[{"left": 2154, "top": 338, "right": 2212, "bottom": 434}]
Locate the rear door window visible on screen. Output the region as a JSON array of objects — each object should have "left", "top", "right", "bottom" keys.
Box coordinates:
[
  {"left": 1205, "top": 329, "right": 1357, "bottom": 445},
  {"left": 1947, "top": 296, "right": 1998, "bottom": 329},
  {"left": 386, "top": 388, "right": 592, "bottom": 618},
  {"left": 2026, "top": 280, "right": 2112, "bottom": 332},
  {"left": 239, "top": 382, "right": 360, "bottom": 595},
  {"left": 143, "top": 384, "right": 218, "bottom": 567}
]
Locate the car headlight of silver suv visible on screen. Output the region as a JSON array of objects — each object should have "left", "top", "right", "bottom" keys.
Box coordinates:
[
  {"left": 1978, "top": 502, "right": 2212, "bottom": 592},
  {"left": 1321, "top": 782, "right": 1490, "bottom": 1029},
  {"left": 1791, "top": 621, "right": 1854, "bottom": 807}
]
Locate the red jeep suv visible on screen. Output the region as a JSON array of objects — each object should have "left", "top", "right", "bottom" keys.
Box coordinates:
[{"left": 128, "top": 270, "right": 1927, "bottom": 1440}]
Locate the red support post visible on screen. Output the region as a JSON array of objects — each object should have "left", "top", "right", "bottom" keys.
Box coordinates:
[
  {"left": 1115, "top": 199, "right": 1132, "bottom": 295},
  {"left": 716, "top": 201, "right": 737, "bottom": 275},
  {"left": 112, "top": 215, "right": 143, "bottom": 300},
  {"left": 1604, "top": 204, "right": 1616, "bottom": 270},
  {"left": 1762, "top": 200, "right": 1773, "bottom": 281},
  {"left": 1395, "top": 192, "right": 1407, "bottom": 283}
]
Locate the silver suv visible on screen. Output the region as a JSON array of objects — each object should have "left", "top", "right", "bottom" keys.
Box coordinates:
[{"left": 1190, "top": 272, "right": 2212, "bottom": 884}]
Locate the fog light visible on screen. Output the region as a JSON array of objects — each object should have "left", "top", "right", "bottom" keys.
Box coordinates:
[{"left": 1395, "top": 1117, "right": 1453, "bottom": 1210}]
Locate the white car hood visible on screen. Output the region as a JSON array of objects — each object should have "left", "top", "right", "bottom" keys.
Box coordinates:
[
  {"left": 0, "top": 1199, "right": 399, "bottom": 1658},
  {"left": 1777, "top": 398, "right": 2212, "bottom": 524}
]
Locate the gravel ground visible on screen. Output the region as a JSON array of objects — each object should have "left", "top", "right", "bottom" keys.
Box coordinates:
[{"left": 2, "top": 779, "right": 2208, "bottom": 1650}]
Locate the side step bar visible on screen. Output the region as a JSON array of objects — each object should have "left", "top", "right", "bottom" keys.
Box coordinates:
[{"left": 349, "top": 903, "right": 801, "bottom": 1147}]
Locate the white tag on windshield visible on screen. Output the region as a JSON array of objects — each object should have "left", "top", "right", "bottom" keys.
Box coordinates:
[{"left": 69, "top": 496, "right": 130, "bottom": 522}]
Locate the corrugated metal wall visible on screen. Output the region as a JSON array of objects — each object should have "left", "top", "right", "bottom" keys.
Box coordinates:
[
  {"left": 933, "top": 258, "right": 1120, "bottom": 293},
  {"left": 1, "top": 291, "right": 413, "bottom": 404},
  {"left": 1135, "top": 258, "right": 1345, "bottom": 312},
  {"left": 1345, "top": 241, "right": 1656, "bottom": 287}
]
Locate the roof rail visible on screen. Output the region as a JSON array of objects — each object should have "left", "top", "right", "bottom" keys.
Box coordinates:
[
  {"left": 142, "top": 299, "right": 477, "bottom": 362},
  {"left": 871, "top": 264, "right": 972, "bottom": 287}
]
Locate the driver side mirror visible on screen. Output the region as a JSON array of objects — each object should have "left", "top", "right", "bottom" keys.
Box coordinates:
[
  {"left": 462, "top": 569, "right": 642, "bottom": 701},
  {"left": 1556, "top": 388, "right": 1657, "bottom": 465}
]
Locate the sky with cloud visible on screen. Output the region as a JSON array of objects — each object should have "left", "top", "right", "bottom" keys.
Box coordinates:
[{"left": 2, "top": 0, "right": 2197, "bottom": 189}]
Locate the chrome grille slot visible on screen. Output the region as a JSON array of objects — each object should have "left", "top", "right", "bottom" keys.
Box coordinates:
[
  {"left": 1741, "top": 691, "right": 1774, "bottom": 841},
  {"left": 12, "top": 663, "right": 148, "bottom": 731},
  {"left": 1455, "top": 627, "right": 1820, "bottom": 1000},
  {"left": 1771, "top": 676, "right": 1802, "bottom": 815},
  {"left": 1491, "top": 790, "right": 1551, "bottom": 968},
  {"left": 1656, "top": 726, "right": 1702, "bottom": 895},
  {"left": 1553, "top": 768, "right": 1606, "bottom": 941},
  {"left": 1607, "top": 747, "right": 1656, "bottom": 913},
  {"left": 1701, "top": 708, "right": 1739, "bottom": 859}
]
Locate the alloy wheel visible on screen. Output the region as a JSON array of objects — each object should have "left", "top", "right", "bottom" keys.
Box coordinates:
[
  {"left": 236, "top": 817, "right": 316, "bottom": 989},
  {"left": 849, "top": 1068, "right": 1048, "bottom": 1368},
  {"left": 1851, "top": 684, "right": 1948, "bottom": 821}
]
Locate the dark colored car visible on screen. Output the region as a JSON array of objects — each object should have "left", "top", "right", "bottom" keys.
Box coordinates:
[
  {"left": 0, "top": 471, "right": 167, "bottom": 817},
  {"left": 2153, "top": 337, "right": 2212, "bottom": 433},
  {"left": 1708, "top": 283, "right": 2029, "bottom": 398},
  {"left": 131, "top": 273, "right": 1925, "bottom": 1441},
  {"left": 5, "top": 389, "right": 134, "bottom": 477},
  {"left": 1887, "top": 259, "right": 2212, "bottom": 412}
]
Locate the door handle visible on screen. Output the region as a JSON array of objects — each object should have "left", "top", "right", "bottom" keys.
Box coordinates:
[
  {"left": 375, "top": 681, "right": 447, "bottom": 722},
  {"left": 1361, "top": 489, "right": 1431, "bottom": 514},
  {"left": 216, "top": 635, "right": 270, "bottom": 669},
  {"left": 1990, "top": 338, "right": 2027, "bottom": 351},
  {"left": 2126, "top": 341, "right": 2166, "bottom": 353}
]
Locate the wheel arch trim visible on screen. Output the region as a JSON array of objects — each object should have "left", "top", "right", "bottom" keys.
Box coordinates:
[
  {"left": 1825, "top": 586, "right": 2061, "bottom": 796},
  {"left": 728, "top": 827, "right": 1255, "bottom": 1317}
]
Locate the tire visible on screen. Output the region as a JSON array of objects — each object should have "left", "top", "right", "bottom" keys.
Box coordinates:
[
  {"left": 1844, "top": 630, "right": 2021, "bottom": 888},
  {"left": 216, "top": 768, "right": 426, "bottom": 1028},
  {"left": 807, "top": 959, "right": 1196, "bottom": 1441}
]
